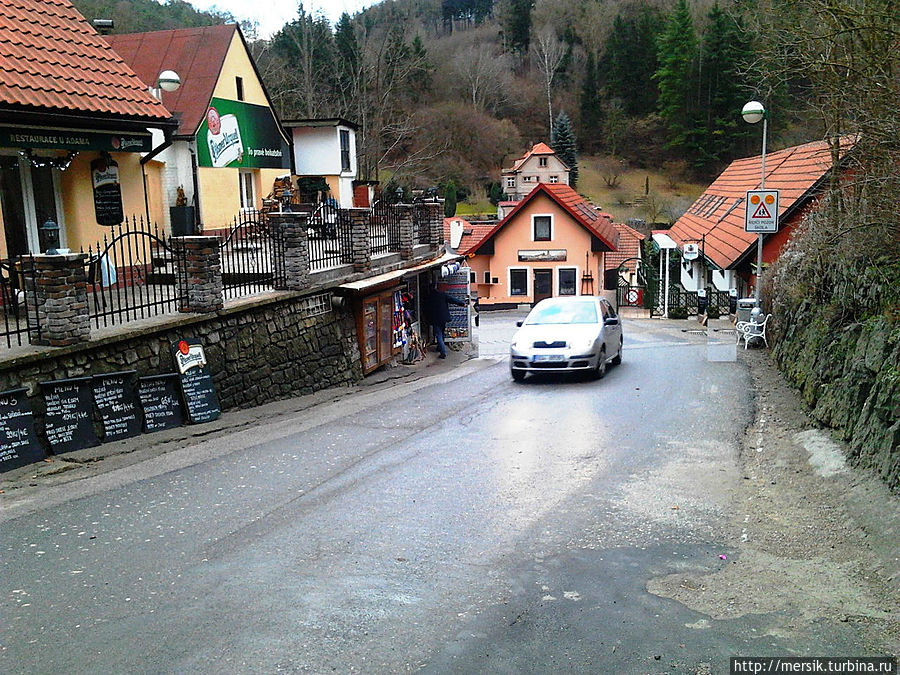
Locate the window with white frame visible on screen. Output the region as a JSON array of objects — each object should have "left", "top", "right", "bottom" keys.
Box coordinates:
[
  {"left": 549, "top": 175, "right": 559, "bottom": 184},
  {"left": 558, "top": 268, "right": 577, "bottom": 295},
  {"left": 510, "top": 269, "right": 527, "bottom": 295},
  {"left": 483, "top": 270, "right": 491, "bottom": 284},
  {"left": 469, "top": 269, "right": 476, "bottom": 284},
  {"left": 539, "top": 156, "right": 548, "bottom": 167},
  {"left": 239, "top": 170, "right": 255, "bottom": 210},
  {"left": 505, "top": 176, "right": 515, "bottom": 189},
  {"left": 340, "top": 129, "right": 351, "bottom": 172},
  {"left": 533, "top": 215, "right": 551, "bottom": 241}
]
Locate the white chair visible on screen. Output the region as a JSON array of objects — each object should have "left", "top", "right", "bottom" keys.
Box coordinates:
[{"left": 736, "top": 313, "right": 771, "bottom": 349}]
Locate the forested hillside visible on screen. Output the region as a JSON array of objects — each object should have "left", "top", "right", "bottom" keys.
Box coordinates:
[{"left": 73, "top": 0, "right": 232, "bottom": 34}]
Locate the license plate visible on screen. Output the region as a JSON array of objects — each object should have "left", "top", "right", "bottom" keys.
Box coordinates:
[{"left": 534, "top": 354, "right": 565, "bottom": 362}]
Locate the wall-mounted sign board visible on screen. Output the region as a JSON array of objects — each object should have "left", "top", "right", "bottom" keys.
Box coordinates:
[
  {"left": 0, "top": 388, "right": 44, "bottom": 472},
  {"left": 41, "top": 377, "right": 99, "bottom": 454},
  {"left": 92, "top": 371, "right": 142, "bottom": 442},
  {"left": 138, "top": 375, "right": 185, "bottom": 432},
  {"left": 173, "top": 340, "right": 220, "bottom": 424}
]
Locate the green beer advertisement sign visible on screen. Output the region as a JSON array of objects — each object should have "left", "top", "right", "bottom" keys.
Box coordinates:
[{"left": 196, "top": 98, "right": 290, "bottom": 170}]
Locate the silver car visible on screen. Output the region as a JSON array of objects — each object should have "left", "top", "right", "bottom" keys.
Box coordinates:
[{"left": 509, "top": 296, "right": 623, "bottom": 381}]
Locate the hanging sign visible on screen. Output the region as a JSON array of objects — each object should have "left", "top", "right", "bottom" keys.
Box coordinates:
[
  {"left": 41, "top": 377, "right": 100, "bottom": 454},
  {"left": 173, "top": 339, "right": 220, "bottom": 424},
  {"left": 0, "top": 388, "right": 44, "bottom": 472},
  {"left": 91, "top": 371, "right": 142, "bottom": 442},
  {"left": 683, "top": 243, "right": 700, "bottom": 261},
  {"left": 91, "top": 155, "right": 124, "bottom": 226},
  {"left": 745, "top": 190, "right": 779, "bottom": 233}
]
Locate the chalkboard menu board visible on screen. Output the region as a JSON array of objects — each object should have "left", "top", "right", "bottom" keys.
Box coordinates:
[
  {"left": 91, "top": 156, "right": 124, "bottom": 226},
  {"left": 0, "top": 388, "right": 44, "bottom": 472},
  {"left": 138, "top": 375, "right": 185, "bottom": 432},
  {"left": 92, "top": 371, "right": 142, "bottom": 441},
  {"left": 173, "top": 339, "right": 220, "bottom": 424},
  {"left": 41, "top": 378, "right": 99, "bottom": 454}
]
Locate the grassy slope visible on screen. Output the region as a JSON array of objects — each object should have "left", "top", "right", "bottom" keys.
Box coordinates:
[{"left": 455, "top": 157, "right": 707, "bottom": 224}]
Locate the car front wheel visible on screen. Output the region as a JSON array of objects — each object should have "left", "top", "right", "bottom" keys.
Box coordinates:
[
  {"left": 593, "top": 348, "right": 607, "bottom": 379},
  {"left": 511, "top": 369, "right": 526, "bottom": 382},
  {"left": 612, "top": 338, "right": 623, "bottom": 366}
]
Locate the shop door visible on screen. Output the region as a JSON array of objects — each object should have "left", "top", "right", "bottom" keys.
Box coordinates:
[{"left": 534, "top": 269, "right": 552, "bottom": 304}]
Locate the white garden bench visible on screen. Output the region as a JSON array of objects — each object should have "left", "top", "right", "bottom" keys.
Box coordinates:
[{"left": 736, "top": 313, "right": 771, "bottom": 349}]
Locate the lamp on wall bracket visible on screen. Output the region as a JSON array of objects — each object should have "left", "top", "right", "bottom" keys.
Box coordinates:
[{"left": 152, "top": 70, "right": 181, "bottom": 101}]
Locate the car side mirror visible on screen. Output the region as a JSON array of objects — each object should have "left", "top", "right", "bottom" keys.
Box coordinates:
[
  {"left": 516, "top": 320, "right": 523, "bottom": 327},
  {"left": 604, "top": 317, "right": 619, "bottom": 326}
]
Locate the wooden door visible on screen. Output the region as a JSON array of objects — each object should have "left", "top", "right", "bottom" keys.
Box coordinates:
[{"left": 533, "top": 269, "right": 553, "bottom": 304}]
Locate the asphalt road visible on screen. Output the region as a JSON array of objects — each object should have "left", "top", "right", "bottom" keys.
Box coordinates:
[{"left": 1, "top": 315, "right": 872, "bottom": 673}]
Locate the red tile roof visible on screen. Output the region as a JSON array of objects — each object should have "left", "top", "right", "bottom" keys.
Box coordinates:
[
  {"left": 606, "top": 222, "right": 646, "bottom": 272},
  {"left": 507, "top": 142, "right": 559, "bottom": 172},
  {"left": 0, "top": 0, "right": 171, "bottom": 120},
  {"left": 668, "top": 137, "right": 855, "bottom": 269},
  {"left": 444, "top": 217, "right": 496, "bottom": 255},
  {"left": 464, "top": 183, "right": 619, "bottom": 254},
  {"left": 105, "top": 25, "right": 236, "bottom": 137}
]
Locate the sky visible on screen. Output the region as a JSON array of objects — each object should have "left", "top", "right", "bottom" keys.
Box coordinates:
[{"left": 188, "top": 0, "right": 378, "bottom": 38}]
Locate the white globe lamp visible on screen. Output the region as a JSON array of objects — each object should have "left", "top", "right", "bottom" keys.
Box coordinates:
[
  {"left": 157, "top": 70, "right": 181, "bottom": 93},
  {"left": 741, "top": 100, "right": 765, "bottom": 124}
]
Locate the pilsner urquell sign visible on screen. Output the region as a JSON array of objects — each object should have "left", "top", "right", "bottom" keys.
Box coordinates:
[{"left": 195, "top": 98, "right": 290, "bottom": 170}]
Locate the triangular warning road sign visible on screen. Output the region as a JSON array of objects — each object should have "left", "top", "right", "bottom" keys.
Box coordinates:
[{"left": 752, "top": 202, "right": 772, "bottom": 219}]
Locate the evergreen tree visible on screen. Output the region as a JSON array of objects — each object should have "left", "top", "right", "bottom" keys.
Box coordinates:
[
  {"left": 603, "top": 7, "right": 663, "bottom": 116},
  {"left": 501, "top": 0, "right": 534, "bottom": 56},
  {"left": 443, "top": 180, "right": 458, "bottom": 217},
  {"left": 579, "top": 51, "right": 603, "bottom": 152},
  {"left": 551, "top": 111, "right": 578, "bottom": 189},
  {"left": 654, "top": 0, "right": 700, "bottom": 156},
  {"left": 695, "top": 3, "right": 752, "bottom": 173}
]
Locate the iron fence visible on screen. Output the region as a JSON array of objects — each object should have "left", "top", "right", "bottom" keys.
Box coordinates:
[
  {"left": 1, "top": 255, "right": 39, "bottom": 349},
  {"left": 219, "top": 210, "right": 286, "bottom": 300},
  {"left": 371, "top": 200, "right": 401, "bottom": 256},
  {"left": 84, "top": 217, "right": 188, "bottom": 330},
  {"left": 304, "top": 202, "right": 353, "bottom": 272}
]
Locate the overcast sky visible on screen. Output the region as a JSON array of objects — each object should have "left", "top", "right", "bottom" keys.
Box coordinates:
[{"left": 189, "top": 0, "right": 378, "bottom": 38}]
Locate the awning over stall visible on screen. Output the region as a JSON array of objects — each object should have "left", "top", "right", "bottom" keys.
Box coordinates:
[{"left": 336, "top": 252, "right": 464, "bottom": 295}]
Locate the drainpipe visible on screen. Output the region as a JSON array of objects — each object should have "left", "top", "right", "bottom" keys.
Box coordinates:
[{"left": 140, "top": 126, "right": 175, "bottom": 225}]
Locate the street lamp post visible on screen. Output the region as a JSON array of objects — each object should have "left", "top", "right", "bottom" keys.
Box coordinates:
[{"left": 742, "top": 100, "right": 767, "bottom": 307}]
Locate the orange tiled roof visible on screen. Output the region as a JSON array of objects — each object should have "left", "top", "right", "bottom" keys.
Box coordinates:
[
  {"left": 668, "top": 137, "right": 855, "bottom": 269},
  {"left": 606, "top": 222, "right": 646, "bottom": 272},
  {"left": 444, "top": 217, "right": 496, "bottom": 255},
  {"left": 104, "top": 25, "right": 237, "bottom": 137},
  {"left": 507, "top": 142, "right": 559, "bottom": 172},
  {"left": 465, "top": 183, "right": 619, "bottom": 254},
  {"left": 0, "top": 0, "right": 171, "bottom": 120}
]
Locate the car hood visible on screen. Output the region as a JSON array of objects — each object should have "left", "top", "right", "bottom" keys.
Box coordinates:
[{"left": 512, "top": 323, "right": 602, "bottom": 346}]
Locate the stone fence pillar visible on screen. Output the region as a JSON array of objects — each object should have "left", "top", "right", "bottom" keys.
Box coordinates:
[
  {"left": 21, "top": 253, "right": 90, "bottom": 347},
  {"left": 171, "top": 236, "right": 223, "bottom": 313},
  {"left": 397, "top": 205, "right": 414, "bottom": 260},
  {"left": 269, "top": 213, "right": 310, "bottom": 291},
  {"left": 426, "top": 203, "right": 444, "bottom": 249},
  {"left": 349, "top": 208, "right": 371, "bottom": 273}
]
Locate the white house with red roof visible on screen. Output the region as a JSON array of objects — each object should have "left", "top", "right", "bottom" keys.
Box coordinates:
[
  {"left": 453, "top": 183, "right": 618, "bottom": 308},
  {"left": 668, "top": 137, "right": 855, "bottom": 297},
  {"left": 501, "top": 142, "right": 570, "bottom": 202}
]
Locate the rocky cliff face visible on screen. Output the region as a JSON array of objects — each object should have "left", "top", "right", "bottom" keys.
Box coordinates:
[{"left": 771, "top": 304, "right": 899, "bottom": 492}]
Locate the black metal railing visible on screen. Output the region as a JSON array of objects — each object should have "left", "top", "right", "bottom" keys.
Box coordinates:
[
  {"left": 413, "top": 203, "right": 432, "bottom": 245},
  {"left": 305, "top": 202, "right": 353, "bottom": 272},
  {"left": 84, "top": 217, "right": 188, "bottom": 330},
  {"left": 1, "top": 255, "right": 39, "bottom": 349},
  {"left": 219, "top": 210, "right": 285, "bottom": 300},
  {"left": 371, "top": 200, "right": 401, "bottom": 256}
]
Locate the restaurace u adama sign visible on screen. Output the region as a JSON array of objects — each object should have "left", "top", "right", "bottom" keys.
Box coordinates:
[{"left": 0, "top": 126, "right": 151, "bottom": 153}]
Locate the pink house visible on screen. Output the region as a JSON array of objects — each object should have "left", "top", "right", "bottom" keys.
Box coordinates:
[{"left": 452, "top": 184, "right": 619, "bottom": 309}]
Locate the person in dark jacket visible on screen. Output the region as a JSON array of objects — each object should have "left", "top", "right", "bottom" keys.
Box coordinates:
[{"left": 424, "top": 282, "right": 466, "bottom": 358}]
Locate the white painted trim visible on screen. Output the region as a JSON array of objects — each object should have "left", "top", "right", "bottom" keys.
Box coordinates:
[{"left": 555, "top": 264, "right": 579, "bottom": 296}]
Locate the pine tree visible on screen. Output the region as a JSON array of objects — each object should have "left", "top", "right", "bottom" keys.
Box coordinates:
[
  {"left": 603, "top": 8, "right": 663, "bottom": 116},
  {"left": 579, "top": 51, "right": 604, "bottom": 152},
  {"left": 654, "top": 0, "right": 700, "bottom": 155},
  {"left": 695, "top": 3, "right": 752, "bottom": 173},
  {"left": 551, "top": 111, "right": 578, "bottom": 189},
  {"left": 501, "top": 0, "right": 534, "bottom": 56}
]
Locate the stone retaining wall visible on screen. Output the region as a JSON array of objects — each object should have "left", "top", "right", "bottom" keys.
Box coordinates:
[
  {"left": 0, "top": 291, "right": 363, "bottom": 445},
  {"left": 772, "top": 311, "right": 900, "bottom": 491}
]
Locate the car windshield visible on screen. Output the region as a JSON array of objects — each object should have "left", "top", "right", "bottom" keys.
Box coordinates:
[{"left": 526, "top": 301, "right": 598, "bottom": 325}]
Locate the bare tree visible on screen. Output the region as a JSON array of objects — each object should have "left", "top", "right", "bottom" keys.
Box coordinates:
[{"left": 531, "top": 29, "right": 567, "bottom": 136}]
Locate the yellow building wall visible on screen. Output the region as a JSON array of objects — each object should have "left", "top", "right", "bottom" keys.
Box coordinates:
[
  {"left": 195, "top": 31, "right": 290, "bottom": 231},
  {"left": 474, "top": 193, "right": 604, "bottom": 306},
  {"left": 59, "top": 152, "right": 157, "bottom": 251}
]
